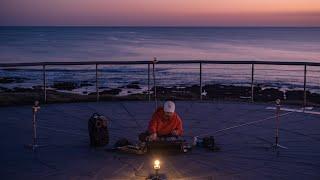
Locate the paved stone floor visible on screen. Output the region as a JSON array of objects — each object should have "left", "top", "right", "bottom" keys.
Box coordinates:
[{"left": 0, "top": 101, "right": 319, "bottom": 179}]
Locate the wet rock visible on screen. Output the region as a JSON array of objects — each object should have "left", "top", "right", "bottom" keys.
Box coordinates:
[
  {"left": 309, "top": 93, "right": 320, "bottom": 104},
  {"left": 0, "top": 77, "right": 14, "bottom": 84},
  {"left": 52, "top": 81, "right": 78, "bottom": 91},
  {"left": 80, "top": 81, "right": 93, "bottom": 87},
  {"left": 101, "top": 88, "right": 121, "bottom": 95},
  {"left": 32, "top": 85, "right": 44, "bottom": 90},
  {"left": 126, "top": 84, "right": 141, "bottom": 89},
  {"left": 123, "top": 81, "right": 141, "bottom": 89},
  {"left": 150, "top": 86, "right": 198, "bottom": 99},
  {"left": 203, "top": 84, "right": 251, "bottom": 99},
  {"left": 255, "top": 88, "right": 284, "bottom": 102},
  {"left": 89, "top": 88, "right": 121, "bottom": 96},
  {"left": 0, "top": 86, "right": 10, "bottom": 92},
  {"left": 185, "top": 85, "right": 200, "bottom": 94},
  {"left": 12, "top": 87, "right": 33, "bottom": 92},
  {"left": 0, "top": 77, "right": 28, "bottom": 84},
  {"left": 286, "top": 90, "right": 311, "bottom": 101}
]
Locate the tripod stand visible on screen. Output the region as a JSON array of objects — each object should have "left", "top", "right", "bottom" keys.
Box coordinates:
[
  {"left": 271, "top": 99, "right": 288, "bottom": 150},
  {"left": 25, "top": 101, "right": 46, "bottom": 151}
]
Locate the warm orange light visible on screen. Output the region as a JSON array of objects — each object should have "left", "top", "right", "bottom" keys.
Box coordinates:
[{"left": 154, "top": 160, "right": 160, "bottom": 170}]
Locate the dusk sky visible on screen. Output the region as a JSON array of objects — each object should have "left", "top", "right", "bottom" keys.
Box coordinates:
[{"left": 1, "top": 0, "right": 320, "bottom": 26}]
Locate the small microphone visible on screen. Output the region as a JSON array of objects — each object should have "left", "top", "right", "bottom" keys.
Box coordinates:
[{"left": 33, "top": 101, "right": 40, "bottom": 113}]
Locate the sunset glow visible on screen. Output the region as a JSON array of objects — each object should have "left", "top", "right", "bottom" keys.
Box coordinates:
[{"left": 1, "top": 0, "right": 320, "bottom": 26}]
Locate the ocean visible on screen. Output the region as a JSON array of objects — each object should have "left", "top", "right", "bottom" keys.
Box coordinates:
[{"left": 0, "top": 27, "right": 320, "bottom": 95}]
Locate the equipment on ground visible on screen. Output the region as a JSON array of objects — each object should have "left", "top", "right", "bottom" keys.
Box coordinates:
[
  {"left": 201, "top": 136, "right": 220, "bottom": 151},
  {"left": 113, "top": 136, "right": 192, "bottom": 155},
  {"left": 147, "top": 138, "right": 191, "bottom": 154}
]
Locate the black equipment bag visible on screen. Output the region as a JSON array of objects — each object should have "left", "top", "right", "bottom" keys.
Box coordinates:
[
  {"left": 202, "top": 136, "right": 220, "bottom": 151},
  {"left": 202, "top": 136, "right": 215, "bottom": 148},
  {"left": 114, "top": 138, "right": 131, "bottom": 148},
  {"left": 88, "top": 113, "right": 109, "bottom": 147},
  {"left": 147, "top": 138, "right": 190, "bottom": 154}
]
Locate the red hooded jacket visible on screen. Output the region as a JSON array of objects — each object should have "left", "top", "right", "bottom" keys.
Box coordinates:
[{"left": 148, "top": 107, "right": 183, "bottom": 136}]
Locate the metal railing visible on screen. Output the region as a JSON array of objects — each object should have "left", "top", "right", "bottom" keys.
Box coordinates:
[{"left": 1, "top": 60, "right": 320, "bottom": 106}]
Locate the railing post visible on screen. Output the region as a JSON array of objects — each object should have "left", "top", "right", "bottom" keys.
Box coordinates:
[
  {"left": 251, "top": 64, "right": 254, "bottom": 102},
  {"left": 43, "top": 65, "right": 47, "bottom": 103},
  {"left": 153, "top": 57, "right": 157, "bottom": 108},
  {"left": 200, "top": 62, "right": 202, "bottom": 101},
  {"left": 303, "top": 64, "right": 307, "bottom": 107},
  {"left": 148, "top": 63, "right": 151, "bottom": 101},
  {"left": 96, "top": 64, "right": 99, "bottom": 102}
]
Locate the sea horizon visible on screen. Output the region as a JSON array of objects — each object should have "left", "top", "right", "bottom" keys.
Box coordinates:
[
  {"left": 1, "top": 26, "right": 319, "bottom": 95},
  {"left": 1, "top": 26, "right": 320, "bottom": 63}
]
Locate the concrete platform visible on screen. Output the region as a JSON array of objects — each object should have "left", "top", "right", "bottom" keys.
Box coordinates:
[{"left": 0, "top": 101, "right": 319, "bottom": 180}]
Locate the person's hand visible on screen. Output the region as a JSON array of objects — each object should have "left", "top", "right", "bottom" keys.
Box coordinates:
[
  {"left": 149, "top": 133, "right": 157, "bottom": 141},
  {"left": 171, "top": 130, "right": 178, "bottom": 136}
]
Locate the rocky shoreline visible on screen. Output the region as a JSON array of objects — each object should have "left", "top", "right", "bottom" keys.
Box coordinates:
[
  {"left": 0, "top": 79, "right": 319, "bottom": 106},
  {"left": 0, "top": 77, "right": 29, "bottom": 84}
]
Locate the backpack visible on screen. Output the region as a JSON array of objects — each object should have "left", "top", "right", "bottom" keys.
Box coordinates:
[{"left": 88, "top": 113, "right": 109, "bottom": 147}]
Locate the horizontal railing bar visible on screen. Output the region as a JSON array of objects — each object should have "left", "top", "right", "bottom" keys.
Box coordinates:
[
  {"left": 255, "top": 74, "right": 303, "bottom": 77},
  {"left": 0, "top": 61, "right": 152, "bottom": 67},
  {"left": 254, "top": 68, "right": 304, "bottom": 71},
  {"left": 203, "top": 67, "right": 250, "bottom": 70},
  {"left": 1, "top": 60, "right": 320, "bottom": 67},
  {"left": 160, "top": 60, "right": 320, "bottom": 66}
]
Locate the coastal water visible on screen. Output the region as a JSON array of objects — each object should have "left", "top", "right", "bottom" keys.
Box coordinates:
[{"left": 0, "top": 27, "right": 320, "bottom": 94}]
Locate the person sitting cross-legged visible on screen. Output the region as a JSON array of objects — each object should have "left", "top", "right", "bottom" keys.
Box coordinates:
[{"left": 139, "top": 101, "right": 183, "bottom": 142}]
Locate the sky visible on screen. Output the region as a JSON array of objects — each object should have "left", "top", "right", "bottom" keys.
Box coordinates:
[{"left": 0, "top": 0, "right": 320, "bottom": 26}]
